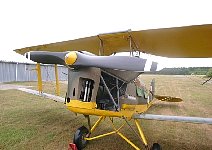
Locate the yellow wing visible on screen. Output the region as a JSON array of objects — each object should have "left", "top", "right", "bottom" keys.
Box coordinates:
[{"left": 15, "top": 24, "right": 212, "bottom": 57}]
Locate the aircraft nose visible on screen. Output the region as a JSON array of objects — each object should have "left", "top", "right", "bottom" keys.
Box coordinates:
[{"left": 65, "top": 51, "right": 77, "bottom": 65}]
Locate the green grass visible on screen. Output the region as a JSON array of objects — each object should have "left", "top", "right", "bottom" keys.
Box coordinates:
[
  {"left": 1, "top": 75, "right": 212, "bottom": 150},
  {"left": 6, "top": 81, "right": 67, "bottom": 97}
]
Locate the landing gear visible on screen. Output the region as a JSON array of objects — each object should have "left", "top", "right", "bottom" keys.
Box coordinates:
[
  {"left": 151, "top": 143, "right": 161, "bottom": 150},
  {"left": 72, "top": 117, "right": 162, "bottom": 150},
  {"left": 73, "top": 126, "right": 89, "bottom": 150}
]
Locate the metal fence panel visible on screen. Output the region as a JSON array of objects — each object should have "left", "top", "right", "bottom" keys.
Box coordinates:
[
  {"left": 0, "top": 62, "right": 68, "bottom": 83},
  {"left": 0, "top": 62, "right": 16, "bottom": 82}
]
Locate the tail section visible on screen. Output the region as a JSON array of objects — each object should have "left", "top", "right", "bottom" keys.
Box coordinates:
[
  {"left": 154, "top": 95, "right": 183, "bottom": 102},
  {"left": 147, "top": 78, "right": 183, "bottom": 103},
  {"left": 150, "top": 62, "right": 158, "bottom": 72},
  {"left": 148, "top": 79, "right": 155, "bottom": 103}
]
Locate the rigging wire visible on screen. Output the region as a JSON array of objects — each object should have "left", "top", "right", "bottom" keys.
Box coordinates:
[{"left": 123, "top": 117, "right": 148, "bottom": 148}]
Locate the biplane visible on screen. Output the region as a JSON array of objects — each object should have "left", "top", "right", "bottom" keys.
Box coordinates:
[{"left": 15, "top": 24, "right": 212, "bottom": 150}]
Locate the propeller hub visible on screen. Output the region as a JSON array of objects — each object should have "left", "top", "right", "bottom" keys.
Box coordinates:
[{"left": 65, "top": 51, "right": 77, "bottom": 65}]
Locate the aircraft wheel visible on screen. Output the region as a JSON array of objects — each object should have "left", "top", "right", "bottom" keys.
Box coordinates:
[
  {"left": 151, "top": 143, "right": 161, "bottom": 150},
  {"left": 73, "top": 126, "right": 89, "bottom": 150}
]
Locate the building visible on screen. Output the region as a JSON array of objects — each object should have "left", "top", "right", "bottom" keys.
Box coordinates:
[{"left": 0, "top": 51, "right": 67, "bottom": 83}]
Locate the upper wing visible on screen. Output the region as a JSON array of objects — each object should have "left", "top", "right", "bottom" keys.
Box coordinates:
[
  {"left": 132, "top": 24, "right": 212, "bottom": 58},
  {"left": 15, "top": 24, "right": 212, "bottom": 57}
]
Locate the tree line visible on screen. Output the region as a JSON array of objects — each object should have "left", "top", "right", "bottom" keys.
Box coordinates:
[{"left": 151, "top": 67, "right": 212, "bottom": 77}]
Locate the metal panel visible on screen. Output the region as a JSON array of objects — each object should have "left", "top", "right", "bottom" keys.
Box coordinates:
[
  {"left": 17, "top": 63, "right": 27, "bottom": 81},
  {"left": 58, "top": 65, "right": 68, "bottom": 81},
  {"left": 0, "top": 62, "right": 16, "bottom": 82},
  {"left": 0, "top": 62, "right": 68, "bottom": 83}
]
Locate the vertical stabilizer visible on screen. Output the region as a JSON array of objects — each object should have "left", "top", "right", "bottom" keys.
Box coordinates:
[{"left": 148, "top": 79, "right": 155, "bottom": 102}]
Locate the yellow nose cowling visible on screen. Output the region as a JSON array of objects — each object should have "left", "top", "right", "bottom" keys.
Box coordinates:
[{"left": 65, "top": 51, "right": 77, "bottom": 65}]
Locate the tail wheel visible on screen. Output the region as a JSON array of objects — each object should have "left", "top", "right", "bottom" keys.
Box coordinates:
[
  {"left": 73, "top": 126, "right": 89, "bottom": 150},
  {"left": 151, "top": 143, "right": 161, "bottom": 150}
]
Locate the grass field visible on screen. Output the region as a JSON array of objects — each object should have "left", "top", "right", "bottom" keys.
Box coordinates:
[{"left": 0, "top": 75, "right": 212, "bottom": 150}]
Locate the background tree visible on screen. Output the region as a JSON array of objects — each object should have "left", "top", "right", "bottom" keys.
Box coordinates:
[{"left": 206, "top": 68, "right": 212, "bottom": 77}]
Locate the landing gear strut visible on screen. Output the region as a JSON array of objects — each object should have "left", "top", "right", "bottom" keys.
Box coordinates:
[{"left": 72, "top": 116, "right": 162, "bottom": 150}]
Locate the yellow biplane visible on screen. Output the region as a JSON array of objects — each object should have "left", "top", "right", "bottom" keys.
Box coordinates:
[{"left": 15, "top": 24, "right": 212, "bottom": 150}]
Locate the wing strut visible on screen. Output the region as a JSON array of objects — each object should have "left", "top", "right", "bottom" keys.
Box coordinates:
[
  {"left": 128, "top": 30, "right": 140, "bottom": 56},
  {"left": 36, "top": 63, "right": 43, "bottom": 93},
  {"left": 97, "top": 35, "right": 104, "bottom": 56},
  {"left": 54, "top": 64, "right": 60, "bottom": 96}
]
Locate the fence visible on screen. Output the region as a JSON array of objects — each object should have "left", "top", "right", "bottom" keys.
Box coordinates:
[{"left": 0, "top": 61, "right": 68, "bottom": 83}]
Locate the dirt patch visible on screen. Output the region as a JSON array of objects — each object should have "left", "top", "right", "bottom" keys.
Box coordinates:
[{"left": 0, "top": 83, "right": 33, "bottom": 90}]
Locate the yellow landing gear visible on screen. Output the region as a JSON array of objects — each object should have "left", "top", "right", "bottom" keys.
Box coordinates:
[{"left": 73, "top": 116, "right": 160, "bottom": 150}]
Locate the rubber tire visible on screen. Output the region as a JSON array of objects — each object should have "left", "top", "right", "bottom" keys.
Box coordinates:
[
  {"left": 73, "top": 126, "right": 89, "bottom": 150},
  {"left": 151, "top": 143, "right": 161, "bottom": 150}
]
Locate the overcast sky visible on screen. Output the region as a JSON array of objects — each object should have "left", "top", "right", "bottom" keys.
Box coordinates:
[{"left": 0, "top": 0, "right": 211, "bottom": 69}]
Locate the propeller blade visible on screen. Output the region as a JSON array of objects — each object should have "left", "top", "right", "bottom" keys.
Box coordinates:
[
  {"left": 155, "top": 95, "right": 183, "bottom": 102},
  {"left": 28, "top": 51, "right": 68, "bottom": 65},
  {"left": 27, "top": 51, "right": 147, "bottom": 72},
  {"left": 65, "top": 51, "right": 147, "bottom": 71}
]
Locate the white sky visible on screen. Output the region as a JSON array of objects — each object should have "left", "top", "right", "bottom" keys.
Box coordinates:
[{"left": 0, "top": 0, "right": 211, "bottom": 69}]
